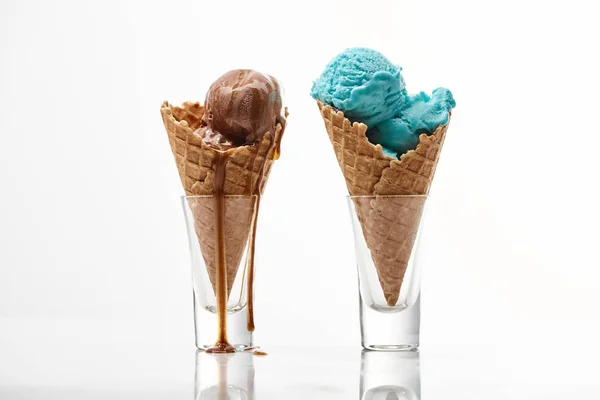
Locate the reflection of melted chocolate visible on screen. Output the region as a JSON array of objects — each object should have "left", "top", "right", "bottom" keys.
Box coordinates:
[
  {"left": 217, "top": 353, "right": 228, "bottom": 398},
  {"left": 196, "top": 352, "right": 256, "bottom": 399}
]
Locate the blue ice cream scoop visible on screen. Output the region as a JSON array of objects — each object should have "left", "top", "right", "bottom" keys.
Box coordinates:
[
  {"left": 401, "top": 88, "right": 455, "bottom": 134},
  {"left": 369, "top": 88, "right": 456, "bottom": 156},
  {"left": 367, "top": 118, "right": 418, "bottom": 158},
  {"left": 310, "top": 48, "right": 406, "bottom": 128},
  {"left": 311, "top": 48, "right": 455, "bottom": 159}
]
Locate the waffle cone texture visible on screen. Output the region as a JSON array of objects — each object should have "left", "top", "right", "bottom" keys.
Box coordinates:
[
  {"left": 317, "top": 101, "right": 449, "bottom": 305},
  {"left": 161, "top": 101, "right": 284, "bottom": 296}
]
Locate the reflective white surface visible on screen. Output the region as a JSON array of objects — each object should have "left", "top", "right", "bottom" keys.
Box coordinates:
[
  {"left": 1, "top": 0, "right": 600, "bottom": 398},
  {"left": 1, "top": 318, "right": 599, "bottom": 399}
]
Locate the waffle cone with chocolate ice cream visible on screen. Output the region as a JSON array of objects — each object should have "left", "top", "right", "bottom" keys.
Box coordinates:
[
  {"left": 317, "top": 101, "right": 448, "bottom": 306},
  {"left": 161, "top": 100, "right": 284, "bottom": 297}
]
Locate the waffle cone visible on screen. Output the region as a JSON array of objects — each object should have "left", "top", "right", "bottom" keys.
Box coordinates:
[
  {"left": 317, "top": 101, "right": 448, "bottom": 305},
  {"left": 161, "top": 101, "right": 283, "bottom": 296}
]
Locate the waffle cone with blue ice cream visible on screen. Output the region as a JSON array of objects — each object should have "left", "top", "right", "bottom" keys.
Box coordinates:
[{"left": 313, "top": 48, "right": 454, "bottom": 306}]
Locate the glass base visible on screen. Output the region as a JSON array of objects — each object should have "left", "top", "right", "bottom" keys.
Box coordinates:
[
  {"left": 194, "top": 293, "right": 254, "bottom": 351},
  {"left": 360, "top": 295, "right": 420, "bottom": 351},
  {"left": 363, "top": 344, "right": 419, "bottom": 352},
  {"left": 196, "top": 343, "right": 255, "bottom": 352}
]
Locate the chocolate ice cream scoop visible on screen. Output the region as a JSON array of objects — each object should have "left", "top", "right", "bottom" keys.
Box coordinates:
[{"left": 200, "top": 69, "right": 286, "bottom": 149}]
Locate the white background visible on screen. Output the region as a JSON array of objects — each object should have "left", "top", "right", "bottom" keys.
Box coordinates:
[{"left": 1, "top": 0, "right": 600, "bottom": 394}]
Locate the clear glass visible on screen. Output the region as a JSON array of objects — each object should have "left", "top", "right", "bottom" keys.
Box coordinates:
[
  {"left": 194, "top": 350, "right": 255, "bottom": 400},
  {"left": 348, "top": 195, "right": 428, "bottom": 351},
  {"left": 360, "top": 350, "right": 421, "bottom": 399},
  {"left": 182, "top": 195, "right": 259, "bottom": 351}
]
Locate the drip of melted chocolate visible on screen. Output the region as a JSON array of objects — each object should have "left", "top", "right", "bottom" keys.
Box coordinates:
[
  {"left": 200, "top": 69, "right": 285, "bottom": 354},
  {"left": 205, "top": 151, "right": 236, "bottom": 354}
]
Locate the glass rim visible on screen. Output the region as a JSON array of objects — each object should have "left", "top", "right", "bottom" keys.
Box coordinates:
[
  {"left": 181, "top": 194, "right": 260, "bottom": 199},
  {"left": 347, "top": 194, "right": 429, "bottom": 199}
]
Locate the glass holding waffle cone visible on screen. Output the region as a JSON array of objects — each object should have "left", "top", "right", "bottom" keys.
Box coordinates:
[
  {"left": 348, "top": 195, "right": 428, "bottom": 351},
  {"left": 182, "top": 195, "right": 261, "bottom": 351}
]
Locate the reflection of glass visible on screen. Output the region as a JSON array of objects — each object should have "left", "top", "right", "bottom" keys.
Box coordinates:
[
  {"left": 360, "top": 350, "right": 420, "bottom": 400},
  {"left": 348, "top": 196, "right": 427, "bottom": 350},
  {"left": 195, "top": 350, "right": 255, "bottom": 400},
  {"left": 182, "top": 196, "right": 258, "bottom": 350}
]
